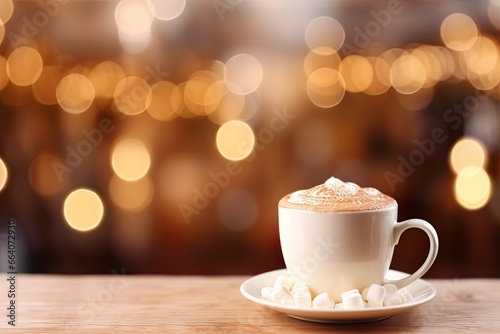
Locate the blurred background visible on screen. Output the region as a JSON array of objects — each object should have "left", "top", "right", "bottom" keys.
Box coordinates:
[{"left": 0, "top": 0, "right": 499, "bottom": 277}]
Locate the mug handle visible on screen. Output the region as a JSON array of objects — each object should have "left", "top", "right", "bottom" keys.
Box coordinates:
[{"left": 382, "top": 219, "right": 439, "bottom": 289}]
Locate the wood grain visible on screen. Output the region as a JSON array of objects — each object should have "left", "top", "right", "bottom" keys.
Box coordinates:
[{"left": 0, "top": 275, "right": 499, "bottom": 333}]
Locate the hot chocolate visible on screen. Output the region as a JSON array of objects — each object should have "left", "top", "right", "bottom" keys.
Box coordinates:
[{"left": 279, "top": 177, "right": 396, "bottom": 212}]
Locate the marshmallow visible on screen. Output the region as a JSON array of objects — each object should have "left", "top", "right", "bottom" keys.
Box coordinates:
[
  {"left": 262, "top": 274, "right": 415, "bottom": 309},
  {"left": 383, "top": 284, "right": 398, "bottom": 295},
  {"left": 342, "top": 292, "right": 365, "bottom": 310},
  {"left": 361, "top": 286, "right": 369, "bottom": 300},
  {"left": 312, "top": 292, "right": 334, "bottom": 309},
  {"left": 293, "top": 291, "right": 312, "bottom": 308},
  {"left": 398, "top": 291, "right": 413, "bottom": 303},
  {"left": 384, "top": 294, "right": 403, "bottom": 307},
  {"left": 271, "top": 285, "right": 292, "bottom": 304},
  {"left": 396, "top": 287, "right": 413, "bottom": 303},
  {"left": 280, "top": 299, "right": 295, "bottom": 306},
  {"left": 368, "top": 300, "right": 383, "bottom": 308},
  {"left": 364, "top": 284, "right": 386, "bottom": 306},
  {"left": 289, "top": 276, "right": 301, "bottom": 288},
  {"left": 261, "top": 287, "right": 273, "bottom": 301},
  {"left": 273, "top": 275, "right": 294, "bottom": 290},
  {"left": 398, "top": 287, "right": 409, "bottom": 294},
  {"left": 341, "top": 289, "right": 360, "bottom": 300},
  {"left": 292, "top": 282, "right": 310, "bottom": 294}
]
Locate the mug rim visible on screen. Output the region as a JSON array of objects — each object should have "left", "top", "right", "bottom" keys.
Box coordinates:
[{"left": 278, "top": 202, "right": 398, "bottom": 214}]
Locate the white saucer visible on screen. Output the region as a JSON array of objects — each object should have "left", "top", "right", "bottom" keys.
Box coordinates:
[{"left": 240, "top": 268, "right": 436, "bottom": 324}]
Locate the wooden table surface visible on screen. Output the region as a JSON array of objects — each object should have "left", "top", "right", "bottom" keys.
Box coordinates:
[{"left": 1, "top": 274, "right": 499, "bottom": 333}]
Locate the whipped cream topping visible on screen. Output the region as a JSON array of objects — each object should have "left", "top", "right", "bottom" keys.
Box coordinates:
[{"left": 280, "top": 177, "right": 396, "bottom": 212}]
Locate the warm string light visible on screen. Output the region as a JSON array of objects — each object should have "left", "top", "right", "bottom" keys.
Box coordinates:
[
  {"left": 0, "top": 21, "right": 4, "bottom": 46},
  {"left": 216, "top": 120, "right": 255, "bottom": 161},
  {"left": 147, "top": 81, "right": 179, "bottom": 121},
  {"left": 449, "top": 137, "right": 492, "bottom": 210},
  {"left": 0, "top": 7, "right": 497, "bottom": 232},
  {"left": 148, "top": 0, "right": 187, "bottom": 21},
  {"left": 63, "top": 189, "right": 104, "bottom": 232},
  {"left": 454, "top": 166, "right": 492, "bottom": 210},
  {"left": 6, "top": 46, "right": 43, "bottom": 87},
  {"left": 224, "top": 54, "right": 263, "bottom": 95},
  {"left": 306, "top": 67, "right": 345, "bottom": 108},
  {"left": 0, "top": 157, "right": 8, "bottom": 193},
  {"left": 0, "top": 0, "right": 14, "bottom": 25},
  {"left": 113, "top": 76, "right": 152, "bottom": 115},
  {"left": 89, "top": 61, "right": 126, "bottom": 100},
  {"left": 0, "top": 55, "right": 8, "bottom": 92},
  {"left": 301, "top": 13, "right": 500, "bottom": 107},
  {"left": 440, "top": 13, "right": 478, "bottom": 51},
  {"left": 111, "top": 138, "right": 151, "bottom": 181},
  {"left": 115, "top": 0, "right": 154, "bottom": 53},
  {"left": 449, "top": 137, "right": 488, "bottom": 175},
  {"left": 56, "top": 73, "right": 95, "bottom": 114},
  {"left": 305, "top": 16, "right": 345, "bottom": 55}
]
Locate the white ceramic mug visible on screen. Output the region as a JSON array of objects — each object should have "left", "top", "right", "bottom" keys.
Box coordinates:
[{"left": 278, "top": 204, "right": 439, "bottom": 302}]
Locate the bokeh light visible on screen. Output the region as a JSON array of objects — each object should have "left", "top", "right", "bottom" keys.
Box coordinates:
[
  {"left": 411, "top": 46, "right": 442, "bottom": 88},
  {"left": 0, "top": 21, "right": 4, "bottom": 45},
  {"left": 467, "top": 60, "right": 500, "bottom": 91},
  {"left": 463, "top": 35, "right": 499, "bottom": 77},
  {"left": 440, "top": 13, "right": 478, "bottom": 51},
  {"left": 216, "top": 120, "right": 255, "bottom": 161},
  {"left": 224, "top": 54, "right": 263, "bottom": 95},
  {"left": 171, "top": 82, "right": 193, "bottom": 119},
  {"left": 340, "top": 55, "right": 373, "bottom": 93},
  {"left": 303, "top": 47, "right": 342, "bottom": 77},
  {"left": 236, "top": 91, "right": 260, "bottom": 122},
  {"left": 0, "top": 157, "right": 8, "bottom": 193},
  {"left": 204, "top": 80, "right": 226, "bottom": 116},
  {"left": 0, "top": 55, "right": 8, "bottom": 92},
  {"left": 56, "top": 73, "right": 95, "bottom": 114},
  {"left": 207, "top": 84, "right": 246, "bottom": 124},
  {"left": 449, "top": 137, "right": 488, "bottom": 174},
  {"left": 184, "top": 70, "right": 221, "bottom": 116},
  {"left": 488, "top": 0, "right": 500, "bottom": 31},
  {"left": 32, "top": 66, "right": 65, "bottom": 105},
  {"left": 115, "top": 0, "right": 154, "bottom": 36},
  {"left": 89, "top": 61, "right": 126, "bottom": 99},
  {"left": 29, "top": 154, "right": 68, "bottom": 196},
  {"left": 305, "top": 16, "right": 345, "bottom": 55},
  {"left": 109, "top": 175, "right": 154, "bottom": 212},
  {"left": 111, "top": 138, "right": 151, "bottom": 181},
  {"left": 434, "top": 46, "right": 456, "bottom": 81},
  {"left": 148, "top": 0, "right": 186, "bottom": 21},
  {"left": 364, "top": 56, "right": 391, "bottom": 95},
  {"left": 113, "top": 76, "right": 152, "bottom": 115},
  {"left": 454, "top": 166, "right": 492, "bottom": 210},
  {"left": 115, "top": 0, "right": 154, "bottom": 53},
  {"left": 6, "top": 46, "right": 44, "bottom": 87},
  {"left": 0, "top": 0, "right": 14, "bottom": 24},
  {"left": 0, "top": 0, "right": 500, "bottom": 279},
  {"left": 63, "top": 189, "right": 104, "bottom": 232},
  {"left": 390, "top": 53, "right": 426, "bottom": 94},
  {"left": 147, "top": 81, "right": 179, "bottom": 121},
  {"left": 217, "top": 188, "right": 258, "bottom": 232},
  {"left": 306, "top": 67, "right": 346, "bottom": 108}
]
